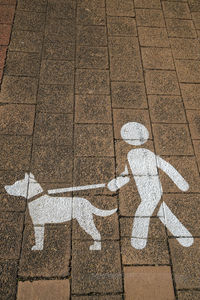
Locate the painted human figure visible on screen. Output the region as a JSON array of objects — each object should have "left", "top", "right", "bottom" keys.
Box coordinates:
[{"left": 107, "top": 122, "right": 194, "bottom": 249}]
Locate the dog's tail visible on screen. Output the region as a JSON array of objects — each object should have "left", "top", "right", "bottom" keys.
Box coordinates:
[{"left": 92, "top": 206, "right": 117, "bottom": 217}]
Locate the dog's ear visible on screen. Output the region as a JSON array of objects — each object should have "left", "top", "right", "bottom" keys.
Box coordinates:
[
  {"left": 25, "top": 173, "right": 29, "bottom": 179},
  {"left": 29, "top": 173, "right": 35, "bottom": 179}
]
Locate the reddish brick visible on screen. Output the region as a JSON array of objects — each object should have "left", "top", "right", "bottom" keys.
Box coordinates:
[
  {"left": 0, "top": 24, "right": 11, "bottom": 45},
  {"left": 0, "top": 5, "right": 15, "bottom": 24},
  {"left": 0, "top": 46, "right": 6, "bottom": 68},
  {"left": 0, "top": 0, "right": 16, "bottom": 4}
]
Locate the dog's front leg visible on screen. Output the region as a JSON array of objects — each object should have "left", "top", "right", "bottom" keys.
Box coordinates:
[{"left": 32, "top": 226, "right": 44, "bottom": 251}]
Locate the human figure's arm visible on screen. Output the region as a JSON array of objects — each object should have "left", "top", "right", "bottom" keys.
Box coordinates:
[
  {"left": 107, "top": 165, "right": 130, "bottom": 192},
  {"left": 156, "top": 156, "right": 189, "bottom": 191}
]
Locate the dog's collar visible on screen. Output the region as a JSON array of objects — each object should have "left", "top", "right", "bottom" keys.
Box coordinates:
[{"left": 28, "top": 191, "right": 47, "bottom": 202}]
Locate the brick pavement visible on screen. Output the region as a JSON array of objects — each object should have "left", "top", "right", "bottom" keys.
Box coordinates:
[{"left": 0, "top": 0, "right": 200, "bottom": 299}]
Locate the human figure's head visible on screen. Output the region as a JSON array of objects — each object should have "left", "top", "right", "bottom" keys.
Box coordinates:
[{"left": 120, "top": 122, "right": 149, "bottom": 146}]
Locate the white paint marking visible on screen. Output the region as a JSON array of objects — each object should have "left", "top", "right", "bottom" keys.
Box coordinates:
[{"left": 48, "top": 183, "right": 106, "bottom": 194}]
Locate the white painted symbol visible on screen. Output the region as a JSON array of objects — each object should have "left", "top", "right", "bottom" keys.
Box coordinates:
[
  {"left": 5, "top": 173, "right": 117, "bottom": 251},
  {"left": 107, "top": 122, "right": 194, "bottom": 249}
]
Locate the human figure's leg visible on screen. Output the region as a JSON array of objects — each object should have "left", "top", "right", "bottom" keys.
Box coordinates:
[
  {"left": 32, "top": 225, "right": 45, "bottom": 250},
  {"left": 158, "top": 202, "right": 194, "bottom": 247}
]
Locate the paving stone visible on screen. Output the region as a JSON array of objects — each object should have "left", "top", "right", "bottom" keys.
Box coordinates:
[
  {"left": 72, "top": 195, "right": 118, "bottom": 240},
  {"left": 175, "top": 60, "right": 200, "bottom": 83},
  {"left": 5, "top": 52, "right": 40, "bottom": 77},
  {"left": 76, "top": 46, "right": 108, "bottom": 69},
  {"left": 124, "top": 266, "right": 174, "bottom": 300},
  {"left": 0, "top": 76, "right": 38, "bottom": 104},
  {"left": 77, "top": 25, "right": 107, "bottom": 46},
  {"left": 170, "top": 38, "right": 200, "bottom": 60},
  {"left": 111, "top": 81, "right": 147, "bottom": 109},
  {"left": 165, "top": 19, "right": 197, "bottom": 38},
  {"left": 71, "top": 240, "right": 122, "bottom": 294},
  {"left": 134, "top": 0, "right": 161, "bottom": 9},
  {"left": 72, "top": 296, "right": 123, "bottom": 300},
  {"left": 177, "top": 291, "right": 200, "bottom": 300},
  {"left": 42, "top": 36, "right": 75, "bottom": 60},
  {"left": 73, "top": 157, "right": 115, "bottom": 190},
  {"left": 13, "top": 11, "right": 45, "bottom": 31},
  {"left": 0, "top": 212, "right": 23, "bottom": 259},
  {"left": 163, "top": 194, "right": 200, "bottom": 237},
  {"left": 0, "top": 0, "right": 16, "bottom": 4},
  {"left": 0, "top": 104, "right": 35, "bottom": 135},
  {"left": 45, "top": 18, "right": 75, "bottom": 42},
  {"left": 145, "top": 70, "right": 180, "bottom": 95},
  {"left": 0, "top": 24, "right": 12, "bottom": 45},
  {"left": 107, "top": 16, "right": 137, "bottom": 36},
  {"left": 193, "top": 140, "right": 200, "bottom": 169},
  {"left": 37, "top": 84, "right": 74, "bottom": 114},
  {"left": 138, "top": 27, "right": 170, "bottom": 47},
  {"left": 0, "top": 46, "right": 6, "bottom": 69},
  {"left": 109, "top": 36, "right": 143, "bottom": 81},
  {"left": 0, "top": 260, "right": 17, "bottom": 300},
  {"left": 40, "top": 60, "right": 74, "bottom": 85},
  {"left": 31, "top": 145, "right": 73, "bottom": 183},
  {"left": 34, "top": 113, "right": 73, "bottom": 146},
  {"left": 192, "top": 12, "right": 200, "bottom": 29},
  {"left": 186, "top": 110, "right": 200, "bottom": 139},
  {"left": 17, "top": 280, "right": 70, "bottom": 300},
  {"left": 75, "top": 69, "right": 109, "bottom": 94},
  {"left": 106, "top": 0, "right": 135, "bottom": 17},
  {"left": 162, "top": 1, "right": 191, "bottom": 19},
  {"left": 0, "top": 136, "right": 32, "bottom": 170},
  {"left": 9, "top": 30, "right": 43, "bottom": 53},
  {"left": 160, "top": 156, "right": 200, "bottom": 193},
  {"left": 136, "top": 9, "right": 165, "bottom": 27},
  {"left": 17, "top": 0, "right": 47, "bottom": 12},
  {"left": 153, "top": 124, "right": 193, "bottom": 155},
  {"left": 0, "top": 5, "right": 15, "bottom": 24},
  {"left": 149, "top": 95, "right": 186, "bottom": 123},
  {"left": 74, "top": 124, "right": 114, "bottom": 156},
  {"left": 113, "top": 109, "right": 152, "bottom": 139},
  {"left": 0, "top": 69, "right": 3, "bottom": 83},
  {"left": 19, "top": 224, "right": 71, "bottom": 277},
  {"left": 141, "top": 47, "right": 174, "bottom": 70},
  {"left": 47, "top": 0, "right": 76, "bottom": 20},
  {"left": 75, "top": 94, "right": 112, "bottom": 123},
  {"left": 169, "top": 238, "right": 200, "bottom": 289},
  {"left": 181, "top": 83, "right": 200, "bottom": 109},
  {"left": 77, "top": 6, "right": 105, "bottom": 25},
  {"left": 188, "top": 0, "right": 200, "bottom": 12},
  {"left": 77, "top": 0, "right": 105, "bottom": 8}
]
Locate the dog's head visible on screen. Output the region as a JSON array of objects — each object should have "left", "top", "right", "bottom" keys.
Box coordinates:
[{"left": 5, "top": 173, "right": 34, "bottom": 198}]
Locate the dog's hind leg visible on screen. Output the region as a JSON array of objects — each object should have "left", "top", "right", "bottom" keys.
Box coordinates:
[
  {"left": 32, "top": 226, "right": 44, "bottom": 251},
  {"left": 76, "top": 215, "right": 101, "bottom": 250}
]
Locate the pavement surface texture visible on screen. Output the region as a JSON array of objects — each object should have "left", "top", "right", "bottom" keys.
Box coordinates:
[{"left": 0, "top": 0, "right": 200, "bottom": 299}]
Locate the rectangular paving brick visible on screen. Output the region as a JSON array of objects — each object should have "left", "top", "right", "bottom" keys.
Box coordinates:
[
  {"left": 17, "top": 280, "right": 70, "bottom": 300},
  {"left": 19, "top": 224, "right": 71, "bottom": 277},
  {"left": 106, "top": 0, "right": 135, "bottom": 17},
  {"left": 109, "top": 36, "right": 143, "bottom": 81},
  {"left": 40, "top": 60, "right": 74, "bottom": 85},
  {"left": 0, "top": 46, "right": 6, "bottom": 69},
  {"left": 37, "top": 84, "right": 74, "bottom": 114},
  {"left": 186, "top": 110, "right": 200, "bottom": 139},
  {"left": 111, "top": 81, "right": 148, "bottom": 109},
  {"left": 9, "top": 30, "right": 43, "bottom": 53},
  {"left": 74, "top": 124, "right": 114, "bottom": 156},
  {"left": 193, "top": 140, "right": 200, "bottom": 169},
  {"left": 72, "top": 296, "right": 123, "bottom": 300},
  {"left": 192, "top": 12, "right": 200, "bottom": 29},
  {"left": 47, "top": 0, "right": 76, "bottom": 20},
  {"left": 0, "top": 76, "right": 38, "bottom": 104},
  {"left": 76, "top": 46, "right": 108, "bottom": 69},
  {"left": 77, "top": 6, "right": 105, "bottom": 25},
  {"left": 75, "top": 69, "right": 109, "bottom": 94},
  {"left": 17, "top": 0, "right": 47, "bottom": 12},
  {"left": 169, "top": 238, "right": 200, "bottom": 289},
  {"left": 43, "top": 36, "right": 75, "bottom": 60},
  {"left": 107, "top": 16, "right": 137, "bottom": 36},
  {"left": 0, "top": 260, "right": 17, "bottom": 300},
  {"left": 153, "top": 124, "right": 193, "bottom": 155},
  {"left": 175, "top": 60, "right": 200, "bottom": 83},
  {"left": 188, "top": 0, "right": 200, "bottom": 12},
  {"left": 0, "top": 24, "right": 11, "bottom": 45},
  {"left": 141, "top": 47, "right": 174, "bottom": 70},
  {"left": 136, "top": 9, "right": 165, "bottom": 27},
  {"left": 5, "top": 52, "right": 40, "bottom": 77},
  {"left": 134, "top": 0, "right": 161, "bottom": 9},
  {"left": 45, "top": 18, "right": 75, "bottom": 42},
  {"left": 13, "top": 11, "right": 45, "bottom": 31},
  {"left": 0, "top": 136, "right": 32, "bottom": 170},
  {"left": 71, "top": 240, "right": 123, "bottom": 294},
  {"left": 181, "top": 83, "right": 200, "bottom": 109},
  {"left": 138, "top": 27, "right": 170, "bottom": 47},
  {"left": 149, "top": 95, "right": 186, "bottom": 123},
  {"left": 77, "top": 0, "right": 105, "bottom": 8},
  {"left": 0, "top": 5, "right": 15, "bottom": 24},
  {"left": 170, "top": 38, "right": 200, "bottom": 60},
  {"left": 165, "top": 19, "right": 197, "bottom": 38},
  {"left": 124, "top": 266, "right": 174, "bottom": 300},
  {"left": 162, "top": 1, "right": 191, "bottom": 19},
  {"left": 75, "top": 94, "right": 112, "bottom": 123},
  {"left": 77, "top": 25, "right": 107, "bottom": 46},
  {"left": 177, "top": 291, "right": 200, "bottom": 300},
  {"left": 0, "top": 104, "right": 35, "bottom": 135},
  {"left": 145, "top": 70, "right": 180, "bottom": 95}
]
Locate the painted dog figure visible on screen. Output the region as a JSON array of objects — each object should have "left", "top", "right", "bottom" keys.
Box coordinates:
[{"left": 5, "top": 173, "right": 117, "bottom": 251}]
